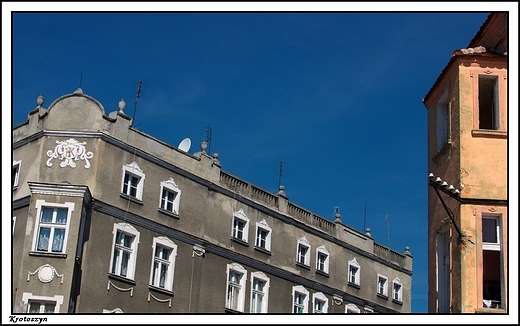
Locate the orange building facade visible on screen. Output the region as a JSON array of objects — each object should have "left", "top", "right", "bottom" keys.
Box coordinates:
[{"left": 422, "top": 13, "right": 508, "bottom": 313}]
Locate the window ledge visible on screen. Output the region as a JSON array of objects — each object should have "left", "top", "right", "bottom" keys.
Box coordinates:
[
  {"left": 158, "top": 208, "right": 180, "bottom": 219},
  {"left": 231, "top": 237, "right": 249, "bottom": 247},
  {"left": 29, "top": 251, "right": 67, "bottom": 258},
  {"left": 348, "top": 282, "right": 360, "bottom": 289},
  {"left": 148, "top": 285, "right": 174, "bottom": 297},
  {"left": 295, "top": 261, "right": 311, "bottom": 270},
  {"left": 471, "top": 129, "right": 507, "bottom": 138},
  {"left": 475, "top": 307, "right": 507, "bottom": 314},
  {"left": 315, "top": 269, "right": 329, "bottom": 278},
  {"left": 392, "top": 299, "right": 403, "bottom": 305},
  {"left": 254, "top": 246, "right": 271, "bottom": 255},
  {"left": 377, "top": 293, "right": 389, "bottom": 300},
  {"left": 13, "top": 186, "right": 19, "bottom": 191},
  {"left": 119, "top": 193, "right": 143, "bottom": 205},
  {"left": 108, "top": 273, "right": 136, "bottom": 286}
]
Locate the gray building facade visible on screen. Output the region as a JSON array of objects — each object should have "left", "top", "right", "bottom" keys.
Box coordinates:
[{"left": 12, "top": 89, "right": 412, "bottom": 314}]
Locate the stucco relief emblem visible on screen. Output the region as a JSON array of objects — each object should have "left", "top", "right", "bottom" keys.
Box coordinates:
[
  {"left": 46, "top": 138, "right": 93, "bottom": 168},
  {"left": 27, "top": 264, "right": 64, "bottom": 284}
]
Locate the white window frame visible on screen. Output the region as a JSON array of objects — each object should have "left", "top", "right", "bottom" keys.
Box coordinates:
[
  {"left": 159, "top": 178, "right": 181, "bottom": 215},
  {"left": 392, "top": 277, "right": 403, "bottom": 302},
  {"left": 250, "top": 271, "right": 270, "bottom": 313},
  {"left": 225, "top": 263, "right": 247, "bottom": 312},
  {"left": 109, "top": 223, "right": 140, "bottom": 280},
  {"left": 13, "top": 216, "right": 16, "bottom": 235},
  {"left": 231, "top": 209, "right": 249, "bottom": 243},
  {"left": 255, "top": 219, "right": 272, "bottom": 251},
  {"left": 292, "top": 285, "right": 309, "bottom": 313},
  {"left": 31, "top": 200, "right": 74, "bottom": 254},
  {"left": 377, "top": 274, "right": 388, "bottom": 297},
  {"left": 13, "top": 159, "right": 22, "bottom": 188},
  {"left": 296, "top": 237, "right": 311, "bottom": 266},
  {"left": 315, "top": 245, "right": 330, "bottom": 274},
  {"left": 149, "top": 237, "right": 177, "bottom": 292},
  {"left": 121, "top": 162, "right": 145, "bottom": 200},
  {"left": 312, "top": 292, "right": 329, "bottom": 313},
  {"left": 345, "top": 303, "right": 360, "bottom": 313},
  {"left": 22, "top": 293, "right": 64, "bottom": 313},
  {"left": 348, "top": 258, "right": 360, "bottom": 286},
  {"left": 482, "top": 215, "right": 501, "bottom": 251}
]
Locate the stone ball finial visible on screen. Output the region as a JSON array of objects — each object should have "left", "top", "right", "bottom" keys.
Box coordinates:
[
  {"left": 277, "top": 185, "right": 286, "bottom": 196},
  {"left": 365, "top": 228, "right": 371, "bottom": 236},
  {"left": 36, "top": 95, "right": 44, "bottom": 107},
  {"left": 404, "top": 246, "right": 411, "bottom": 254},
  {"left": 212, "top": 153, "right": 219, "bottom": 159},
  {"left": 201, "top": 140, "right": 208, "bottom": 153},
  {"left": 118, "top": 99, "right": 126, "bottom": 112}
]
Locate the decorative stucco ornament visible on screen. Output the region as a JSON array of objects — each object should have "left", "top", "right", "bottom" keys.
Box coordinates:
[
  {"left": 27, "top": 264, "right": 64, "bottom": 284},
  {"left": 46, "top": 138, "right": 94, "bottom": 168}
]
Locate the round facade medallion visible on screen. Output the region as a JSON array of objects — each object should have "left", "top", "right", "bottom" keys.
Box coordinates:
[{"left": 38, "top": 265, "right": 54, "bottom": 283}]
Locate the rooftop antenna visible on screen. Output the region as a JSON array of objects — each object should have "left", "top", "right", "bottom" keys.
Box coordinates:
[
  {"left": 278, "top": 161, "right": 283, "bottom": 188},
  {"left": 385, "top": 215, "right": 390, "bottom": 247},
  {"left": 78, "top": 71, "right": 83, "bottom": 89},
  {"left": 132, "top": 80, "right": 142, "bottom": 126},
  {"left": 364, "top": 204, "right": 367, "bottom": 230},
  {"left": 206, "top": 126, "right": 212, "bottom": 155}
]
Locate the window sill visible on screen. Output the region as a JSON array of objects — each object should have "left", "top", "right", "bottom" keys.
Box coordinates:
[
  {"left": 148, "top": 285, "right": 174, "bottom": 297},
  {"left": 158, "top": 208, "right": 180, "bottom": 219},
  {"left": 119, "top": 193, "right": 143, "bottom": 205},
  {"left": 315, "top": 269, "right": 329, "bottom": 278},
  {"left": 13, "top": 186, "right": 19, "bottom": 191},
  {"left": 108, "top": 273, "right": 136, "bottom": 286},
  {"left": 295, "top": 261, "right": 311, "bottom": 270},
  {"left": 471, "top": 129, "right": 507, "bottom": 139},
  {"left": 29, "top": 251, "right": 67, "bottom": 258},
  {"left": 254, "top": 246, "right": 271, "bottom": 255},
  {"left": 377, "top": 293, "right": 389, "bottom": 300},
  {"left": 392, "top": 299, "right": 403, "bottom": 305},
  {"left": 231, "top": 237, "right": 249, "bottom": 247},
  {"left": 348, "top": 282, "right": 360, "bottom": 289}
]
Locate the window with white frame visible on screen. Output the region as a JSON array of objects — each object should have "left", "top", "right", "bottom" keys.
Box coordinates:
[
  {"left": 32, "top": 200, "right": 74, "bottom": 254},
  {"left": 22, "top": 293, "right": 63, "bottom": 313},
  {"left": 231, "top": 209, "right": 249, "bottom": 243},
  {"left": 226, "top": 263, "right": 247, "bottom": 312},
  {"left": 250, "top": 271, "right": 270, "bottom": 313},
  {"left": 13, "top": 160, "right": 21, "bottom": 189},
  {"left": 392, "top": 278, "right": 403, "bottom": 302},
  {"left": 296, "top": 237, "right": 311, "bottom": 266},
  {"left": 482, "top": 215, "right": 502, "bottom": 308},
  {"left": 345, "top": 303, "right": 360, "bottom": 314},
  {"left": 436, "top": 97, "right": 451, "bottom": 151},
  {"left": 348, "top": 258, "right": 360, "bottom": 286},
  {"left": 159, "top": 178, "right": 181, "bottom": 215},
  {"left": 109, "top": 223, "right": 140, "bottom": 280},
  {"left": 292, "top": 285, "right": 309, "bottom": 313},
  {"left": 316, "top": 245, "right": 330, "bottom": 274},
  {"left": 255, "top": 219, "right": 272, "bottom": 252},
  {"left": 312, "top": 292, "right": 328, "bottom": 313},
  {"left": 121, "top": 162, "right": 145, "bottom": 201},
  {"left": 377, "top": 274, "right": 388, "bottom": 297},
  {"left": 149, "top": 237, "right": 177, "bottom": 292}
]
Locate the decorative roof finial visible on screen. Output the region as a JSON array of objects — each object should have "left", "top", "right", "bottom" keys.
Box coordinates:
[
  {"left": 118, "top": 99, "right": 126, "bottom": 113},
  {"left": 36, "top": 95, "right": 44, "bottom": 108},
  {"left": 200, "top": 140, "right": 208, "bottom": 153},
  {"left": 334, "top": 207, "right": 341, "bottom": 222}
]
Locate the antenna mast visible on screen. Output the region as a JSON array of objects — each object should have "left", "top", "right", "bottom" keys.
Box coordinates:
[
  {"left": 278, "top": 161, "right": 283, "bottom": 187},
  {"left": 132, "top": 80, "right": 142, "bottom": 126},
  {"left": 79, "top": 71, "right": 83, "bottom": 89},
  {"left": 206, "top": 126, "right": 212, "bottom": 155},
  {"left": 385, "top": 215, "right": 390, "bottom": 247},
  {"left": 364, "top": 204, "right": 367, "bottom": 230}
]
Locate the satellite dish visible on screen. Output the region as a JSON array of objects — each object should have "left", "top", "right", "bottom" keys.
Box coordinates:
[{"left": 178, "top": 138, "right": 191, "bottom": 153}]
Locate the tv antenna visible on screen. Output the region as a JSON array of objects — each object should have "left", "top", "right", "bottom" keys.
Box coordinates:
[
  {"left": 278, "top": 161, "right": 283, "bottom": 188},
  {"left": 132, "top": 80, "right": 142, "bottom": 126},
  {"left": 78, "top": 71, "right": 83, "bottom": 89},
  {"left": 206, "top": 126, "right": 212, "bottom": 154}
]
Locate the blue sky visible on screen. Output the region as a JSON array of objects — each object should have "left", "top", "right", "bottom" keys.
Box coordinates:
[{"left": 5, "top": 3, "right": 518, "bottom": 320}]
